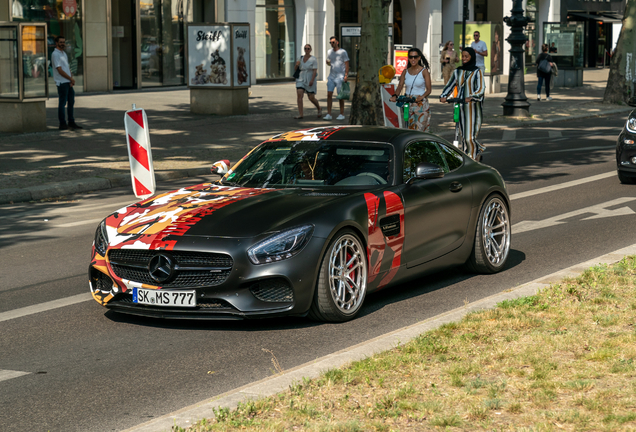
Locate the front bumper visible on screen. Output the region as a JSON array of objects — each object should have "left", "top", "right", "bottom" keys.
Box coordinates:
[
  {"left": 617, "top": 131, "right": 636, "bottom": 176},
  {"left": 89, "top": 235, "right": 326, "bottom": 319}
]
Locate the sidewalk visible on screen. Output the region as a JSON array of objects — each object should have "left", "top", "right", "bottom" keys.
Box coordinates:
[{"left": 0, "top": 67, "right": 628, "bottom": 205}]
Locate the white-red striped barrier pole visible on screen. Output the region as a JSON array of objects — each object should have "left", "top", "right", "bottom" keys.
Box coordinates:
[
  {"left": 124, "top": 104, "right": 156, "bottom": 199},
  {"left": 380, "top": 84, "right": 401, "bottom": 128}
]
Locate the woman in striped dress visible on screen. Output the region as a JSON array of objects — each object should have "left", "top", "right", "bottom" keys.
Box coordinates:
[{"left": 439, "top": 47, "right": 485, "bottom": 160}]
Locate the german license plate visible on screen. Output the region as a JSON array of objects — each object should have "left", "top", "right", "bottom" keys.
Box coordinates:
[{"left": 133, "top": 288, "right": 196, "bottom": 307}]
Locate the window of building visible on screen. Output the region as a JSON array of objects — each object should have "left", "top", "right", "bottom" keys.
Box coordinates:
[
  {"left": 255, "top": 0, "right": 296, "bottom": 80},
  {"left": 12, "top": 0, "right": 84, "bottom": 93},
  {"left": 140, "top": 0, "right": 186, "bottom": 87}
]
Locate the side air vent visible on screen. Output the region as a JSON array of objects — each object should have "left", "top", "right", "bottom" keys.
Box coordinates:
[
  {"left": 250, "top": 278, "right": 294, "bottom": 302},
  {"left": 380, "top": 214, "right": 401, "bottom": 237}
]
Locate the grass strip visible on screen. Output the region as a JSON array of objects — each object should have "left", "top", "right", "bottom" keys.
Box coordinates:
[{"left": 175, "top": 256, "right": 636, "bottom": 431}]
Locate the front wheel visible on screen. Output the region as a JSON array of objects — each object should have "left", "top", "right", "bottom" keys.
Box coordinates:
[
  {"left": 466, "top": 195, "right": 511, "bottom": 274},
  {"left": 308, "top": 229, "right": 368, "bottom": 322},
  {"left": 618, "top": 170, "right": 636, "bottom": 185}
]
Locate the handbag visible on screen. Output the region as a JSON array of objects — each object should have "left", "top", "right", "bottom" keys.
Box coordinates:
[
  {"left": 292, "top": 56, "right": 301, "bottom": 79},
  {"left": 538, "top": 59, "right": 551, "bottom": 74},
  {"left": 337, "top": 81, "right": 350, "bottom": 100}
]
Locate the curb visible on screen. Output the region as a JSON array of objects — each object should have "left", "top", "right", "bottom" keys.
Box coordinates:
[
  {"left": 121, "top": 242, "right": 636, "bottom": 432},
  {"left": 0, "top": 168, "right": 211, "bottom": 205},
  {"left": 1, "top": 107, "right": 630, "bottom": 205}
]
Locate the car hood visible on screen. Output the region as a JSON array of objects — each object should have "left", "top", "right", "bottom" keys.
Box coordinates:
[{"left": 103, "top": 183, "right": 353, "bottom": 249}]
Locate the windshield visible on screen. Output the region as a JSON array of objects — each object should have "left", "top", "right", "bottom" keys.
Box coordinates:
[{"left": 222, "top": 141, "right": 393, "bottom": 188}]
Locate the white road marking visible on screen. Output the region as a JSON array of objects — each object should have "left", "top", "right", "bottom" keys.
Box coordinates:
[
  {"left": 0, "top": 293, "right": 92, "bottom": 323},
  {"left": 502, "top": 130, "right": 516, "bottom": 141},
  {"left": 512, "top": 197, "right": 636, "bottom": 234},
  {"left": 0, "top": 370, "right": 31, "bottom": 383},
  {"left": 541, "top": 145, "right": 614, "bottom": 154},
  {"left": 548, "top": 131, "right": 562, "bottom": 138},
  {"left": 54, "top": 218, "right": 104, "bottom": 228},
  {"left": 509, "top": 171, "right": 616, "bottom": 200}
]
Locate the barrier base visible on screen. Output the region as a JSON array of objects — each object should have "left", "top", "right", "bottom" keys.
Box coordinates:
[
  {"left": 0, "top": 100, "right": 47, "bottom": 133},
  {"left": 190, "top": 88, "right": 249, "bottom": 115}
]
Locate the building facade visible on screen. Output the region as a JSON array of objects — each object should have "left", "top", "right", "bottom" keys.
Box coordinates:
[{"left": 0, "top": 0, "right": 626, "bottom": 94}]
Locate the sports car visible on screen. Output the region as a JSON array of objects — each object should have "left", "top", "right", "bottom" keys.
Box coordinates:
[
  {"left": 89, "top": 126, "right": 511, "bottom": 322},
  {"left": 617, "top": 106, "right": 636, "bottom": 184}
]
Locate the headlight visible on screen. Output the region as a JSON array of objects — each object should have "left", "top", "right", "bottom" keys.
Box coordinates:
[
  {"left": 94, "top": 220, "right": 109, "bottom": 256},
  {"left": 247, "top": 225, "right": 314, "bottom": 265},
  {"left": 627, "top": 116, "right": 636, "bottom": 134}
]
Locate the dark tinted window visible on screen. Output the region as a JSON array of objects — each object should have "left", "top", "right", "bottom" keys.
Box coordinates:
[
  {"left": 403, "top": 141, "right": 447, "bottom": 182},
  {"left": 221, "top": 141, "right": 393, "bottom": 188},
  {"left": 438, "top": 143, "right": 464, "bottom": 171}
]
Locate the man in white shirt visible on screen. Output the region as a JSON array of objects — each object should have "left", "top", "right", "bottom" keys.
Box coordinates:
[
  {"left": 324, "top": 36, "right": 350, "bottom": 121},
  {"left": 51, "top": 36, "right": 82, "bottom": 130},
  {"left": 471, "top": 31, "right": 488, "bottom": 75}
]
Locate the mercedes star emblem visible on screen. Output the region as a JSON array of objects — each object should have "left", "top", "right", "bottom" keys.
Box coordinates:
[{"left": 148, "top": 253, "right": 175, "bottom": 284}]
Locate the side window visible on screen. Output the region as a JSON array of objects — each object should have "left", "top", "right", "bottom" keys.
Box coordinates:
[
  {"left": 438, "top": 143, "right": 464, "bottom": 171},
  {"left": 403, "top": 141, "right": 448, "bottom": 182}
]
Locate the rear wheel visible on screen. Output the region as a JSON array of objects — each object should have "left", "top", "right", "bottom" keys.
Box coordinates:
[
  {"left": 308, "top": 229, "right": 368, "bottom": 322},
  {"left": 618, "top": 170, "right": 636, "bottom": 185},
  {"left": 467, "top": 194, "right": 511, "bottom": 274}
]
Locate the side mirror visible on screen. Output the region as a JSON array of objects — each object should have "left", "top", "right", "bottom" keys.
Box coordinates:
[
  {"left": 407, "top": 163, "right": 445, "bottom": 184},
  {"left": 211, "top": 160, "right": 231, "bottom": 175},
  {"left": 416, "top": 162, "right": 445, "bottom": 179}
]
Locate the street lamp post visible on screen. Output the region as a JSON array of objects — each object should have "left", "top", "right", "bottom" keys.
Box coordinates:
[{"left": 502, "top": 0, "right": 530, "bottom": 117}]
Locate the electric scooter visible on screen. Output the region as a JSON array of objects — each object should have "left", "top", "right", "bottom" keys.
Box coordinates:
[
  {"left": 395, "top": 95, "right": 417, "bottom": 129},
  {"left": 444, "top": 96, "right": 466, "bottom": 152}
]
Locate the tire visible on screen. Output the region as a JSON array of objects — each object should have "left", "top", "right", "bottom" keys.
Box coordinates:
[
  {"left": 618, "top": 170, "right": 636, "bottom": 185},
  {"left": 308, "top": 229, "right": 368, "bottom": 322},
  {"left": 466, "top": 194, "right": 511, "bottom": 274}
]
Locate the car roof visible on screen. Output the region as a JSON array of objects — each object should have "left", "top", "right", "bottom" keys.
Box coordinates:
[{"left": 264, "top": 126, "right": 446, "bottom": 149}]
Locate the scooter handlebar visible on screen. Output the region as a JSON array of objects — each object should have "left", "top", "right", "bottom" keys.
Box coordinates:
[{"left": 444, "top": 97, "right": 465, "bottom": 104}]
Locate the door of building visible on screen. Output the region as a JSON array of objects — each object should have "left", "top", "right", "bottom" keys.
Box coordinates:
[{"left": 112, "top": 0, "right": 138, "bottom": 89}]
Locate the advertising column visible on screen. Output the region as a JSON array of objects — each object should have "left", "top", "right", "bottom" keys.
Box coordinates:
[{"left": 188, "top": 23, "right": 251, "bottom": 115}]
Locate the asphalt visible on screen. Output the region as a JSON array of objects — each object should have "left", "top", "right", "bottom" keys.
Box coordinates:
[{"left": 0, "top": 67, "right": 629, "bottom": 205}]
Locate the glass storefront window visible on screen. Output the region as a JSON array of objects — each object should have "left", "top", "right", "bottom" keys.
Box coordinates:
[
  {"left": 256, "top": 0, "right": 296, "bottom": 80},
  {"left": 0, "top": 27, "right": 19, "bottom": 99},
  {"left": 524, "top": 0, "right": 537, "bottom": 69},
  {"left": 141, "top": 0, "right": 186, "bottom": 87},
  {"left": 544, "top": 22, "right": 584, "bottom": 68},
  {"left": 12, "top": 0, "right": 84, "bottom": 93},
  {"left": 22, "top": 25, "right": 47, "bottom": 98}
]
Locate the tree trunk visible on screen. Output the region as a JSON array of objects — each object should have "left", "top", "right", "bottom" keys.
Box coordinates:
[
  {"left": 349, "top": 0, "right": 392, "bottom": 125},
  {"left": 603, "top": 0, "right": 635, "bottom": 104}
]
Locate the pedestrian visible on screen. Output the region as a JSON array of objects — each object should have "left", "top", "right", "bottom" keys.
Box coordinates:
[
  {"left": 294, "top": 44, "right": 322, "bottom": 119},
  {"left": 51, "top": 36, "right": 82, "bottom": 130},
  {"left": 536, "top": 43, "right": 554, "bottom": 101},
  {"left": 440, "top": 40, "right": 458, "bottom": 85},
  {"left": 471, "top": 31, "right": 488, "bottom": 76},
  {"left": 439, "top": 47, "right": 485, "bottom": 161},
  {"left": 389, "top": 48, "right": 432, "bottom": 132},
  {"left": 323, "top": 36, "right": 349, "bottom": 121}
]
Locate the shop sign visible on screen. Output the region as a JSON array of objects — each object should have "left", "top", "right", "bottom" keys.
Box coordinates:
[
  {"left": 188, "top": 25, "right": 231, "bottom": 87},
  {"left": 63, "top": 0, "right": 77, "bottom": 17},
  {"left": 393, "top": 44, "right": 411, "bottom": 77}
]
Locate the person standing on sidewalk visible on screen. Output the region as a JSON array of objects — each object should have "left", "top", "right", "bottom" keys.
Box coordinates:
[
  {"left": 439, "top": 47, "right": 485, "bottom": 161},
  {"left": 440, "top": 41, "right": 458, "bottom": 85},
  {"left": 536, "top": 44, "right": 554, "bottom": 101},
  {"left": 389, "top": 48, "right": 432, "bottom": 132},
  {"left": 323, "top": 36, "right": 349, "bottom": 121},
  {"left": 294, "top": 44, "right": 322, "bottom": 119},
  {"left": 51, "top": 36, "right": 82, "bottom": 130},
  {"left": 471, "top": 31, "right": 488, "bottom": 76}
]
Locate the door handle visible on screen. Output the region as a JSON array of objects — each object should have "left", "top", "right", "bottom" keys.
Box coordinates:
[{"left": 449, "top": 182, "right": 462, "bottom": 192}]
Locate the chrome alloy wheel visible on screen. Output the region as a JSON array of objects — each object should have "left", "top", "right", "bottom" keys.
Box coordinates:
[
  {"left": 327, "top": 234, "right": 367, "bottom": 313},
  {"left": 481, "top": 197, "right": 510, "bottom": 267}
]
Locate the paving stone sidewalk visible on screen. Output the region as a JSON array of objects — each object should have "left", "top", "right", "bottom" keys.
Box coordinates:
[{"left": 0, "top": 67, "right": 629, "bottom": 204}]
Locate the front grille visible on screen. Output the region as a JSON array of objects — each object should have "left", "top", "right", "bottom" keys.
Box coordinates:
[
  {"left": 108, "top": 250, "right": 233, "bottom": 288},
  {"left": 250, "top": 278, "right": 294, "bottom": 302}
]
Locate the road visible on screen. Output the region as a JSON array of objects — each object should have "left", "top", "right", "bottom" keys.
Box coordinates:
[{"left": 1, "top": 113, "right": 635, "bottom": 432}]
